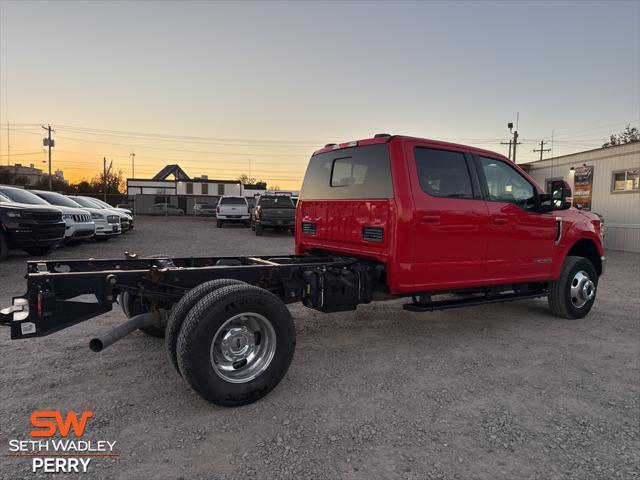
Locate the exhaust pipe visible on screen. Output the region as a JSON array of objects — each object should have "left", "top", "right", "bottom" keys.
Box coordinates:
[{"left": 90, "top": 312, "right": 160, "bottom": 352}]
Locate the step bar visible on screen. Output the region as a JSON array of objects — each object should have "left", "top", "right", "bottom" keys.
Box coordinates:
[{"left": 403, "top": 291, "right": 548, "bottom": 312}]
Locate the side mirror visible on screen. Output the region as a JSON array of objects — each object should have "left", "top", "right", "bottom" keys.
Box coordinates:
[{"left": 551, "top": 180, "right": 572, "bottom": 210}]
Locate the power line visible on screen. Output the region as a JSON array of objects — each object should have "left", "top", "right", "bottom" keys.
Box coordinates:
[{"left": 533, "top": 140, "right": 551, "bottom": 161}]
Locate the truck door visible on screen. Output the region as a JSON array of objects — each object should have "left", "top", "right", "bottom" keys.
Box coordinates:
[
  {"left": 475, "top": 156, "right": 557, "bottom": 284},
  {"left": 407, "top": 145, "right": 489, "bottom": 290}
]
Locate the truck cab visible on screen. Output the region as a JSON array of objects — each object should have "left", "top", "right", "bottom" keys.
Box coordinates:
[{"left": 296, "top": 135, "right": 604, "bottom": 298}]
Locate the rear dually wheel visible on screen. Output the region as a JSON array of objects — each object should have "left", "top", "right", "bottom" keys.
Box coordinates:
[{"left": 176, "top": 284, "right": 296, "bottom": 406}]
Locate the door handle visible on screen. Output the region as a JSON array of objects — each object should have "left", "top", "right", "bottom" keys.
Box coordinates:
[
  {"left": 493, "top": 216, "right": 508, "bottom": 225},
  {"left": 422, "top": 215, "right": 440, "bottom": 224}
]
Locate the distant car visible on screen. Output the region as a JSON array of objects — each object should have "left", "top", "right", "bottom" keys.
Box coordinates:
[
  {"left": 0, "top": 192, "right": 66, "bottom": 259},
  {"left": 151, "top": 203, "right": 184, "bottom": 216},
  {"left": 251, "top": 194, "right": 296, "bottom": 236},
  {"left": 90, "top": 198, "right": 133, "bottom": 216},
  {"left": 216, "top": 196, "right": 250, "bottom": 227},
  {"left": 0, "top": 186, "right": 95, "bottom": 247},
  {"left": 29, "top": 190, "right": 96, "bottom": 245},
  {"left": 193, "top": 203, "right": 217, "bottom": 216},
  {"left": 67, "top": 196, "right": 122, "bottom": 240},
  {"left": 116, "top": 203, "right": 134, "bottom": 212},
  {"left": 70, "top": 196, "right": 132, "bottom": 232}
]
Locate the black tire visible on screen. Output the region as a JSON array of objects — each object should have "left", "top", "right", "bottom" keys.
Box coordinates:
[
  {"left": 289, "top": 228, "right": 295, "bottom": 236},
  {"left": 24, "top": 244, "right": 56, "bottom": 256},
  {"left": 176, "top": 284, "right": 296, "bottom": 407},
  {"left": 165, "top": 278, "right": 245, "bottom": 375},
  {"left": 216, "top": 220, "right": 223, "bottom": 228},
  {"left": 548, "top": 255, "right": 598, "bottom": 319},
  {"left": 255, "top": 224, "right": 263, "bottom": 236},
  {"left": 0, "top": 233, "right": 8, "bottom": 261},
  {"left": 120, "top": 292, "right": 166, "bottom": 337}
]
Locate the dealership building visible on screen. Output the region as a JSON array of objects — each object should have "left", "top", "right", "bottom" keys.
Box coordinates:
[
  {"left": 521, "top": 142, "right": 639, "bottom": 252},
  {"left": 127, "top": 164, "right": 243, "bottom": 215}
]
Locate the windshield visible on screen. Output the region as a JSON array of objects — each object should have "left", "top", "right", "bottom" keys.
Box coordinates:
[
  {"left": 0, "top": 187, "right": 49, "bottom": 205},
  {"left": 35, "top": 191, "right": 82, "bottom": 208},
  {"left": 219, "top": 197, "right": 247, "bottom": 205},
  {"left": 91, "top": 198, "right": 113, "bottom": 208},
  {"left": 300, "top": 144, "right": 393, "bottom": 200},
  {"left": 70, "top": 196, "right": 100, "bottom": 208},
  {"left": 77, "top": 197, "right": 105, "bottom": 208},
  {"left": 258, "top": 196, "right": 294, "bottom": 208}
]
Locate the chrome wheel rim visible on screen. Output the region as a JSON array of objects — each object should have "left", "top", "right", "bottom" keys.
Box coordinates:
[
  {"left": 570, "top": 270, "right": 595, "bottom": 309},
  {"left": 210, "top": 312, "right": 276, "bottom": 383}
]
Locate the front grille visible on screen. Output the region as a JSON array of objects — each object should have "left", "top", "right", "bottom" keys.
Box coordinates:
[
  {"left": 73, "top": 213, "right": 91, "bottom": 222},
  {"left": 301, "top": 222, "right": 316, "bottom": 235},
  {"left": 107, "top": 215, "right": 119, "bottom": 224},
  {"left": 363, "top": 226, "right": 384, "bottom": 242},
  {"left": 34, "top": 224, "right": 66, "bottom": 240},
  {"left": 33, "top": 211, "right": 62, "bottom": 223}
]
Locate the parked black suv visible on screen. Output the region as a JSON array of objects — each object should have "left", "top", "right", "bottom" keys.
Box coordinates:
[{"left": 0, "top": 198, "right": 66, "bottom": 260}]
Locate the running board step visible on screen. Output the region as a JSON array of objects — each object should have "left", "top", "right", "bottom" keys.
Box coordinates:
[{"left": 403, "top": 291, "right": 548, "bottom": 312}]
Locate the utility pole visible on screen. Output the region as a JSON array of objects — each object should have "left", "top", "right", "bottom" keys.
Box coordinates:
[
  {"left": 6, "top": 122, "right": 9, "bottom": 166},
  {"left": 507, "top": 122, "right": 521, "bottom": 163},
  {"left": 103, "top": 157, "right": 108, "bottom": 202},
  {"left": 500, "top": 139, "right": 512, "bottom": 160},
  {"left": 42, "top": 125, "right": 55, "bottom": 190},
  {"left": 533, "top": 140, "right": 551, "bottom": 161},
  {"left": 130, "top": 152, "right": 135, "bottom": 179}
]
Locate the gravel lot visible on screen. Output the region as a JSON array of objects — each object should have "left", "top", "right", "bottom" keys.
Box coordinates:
[{"left": 1, "top": 216, "right": 638, "bottom": 480}]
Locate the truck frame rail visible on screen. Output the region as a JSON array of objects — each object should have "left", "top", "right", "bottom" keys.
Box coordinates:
[{"left": 0, "top": 253, "right": 359, "bottom": 340}]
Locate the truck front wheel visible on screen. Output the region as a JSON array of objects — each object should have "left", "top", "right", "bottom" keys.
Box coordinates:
[
  {"left": 548, "top": 255, "right": 598, "bottom": 319},
  {"left": 176, "top": 284, "right": 296, "bottom": 406}
]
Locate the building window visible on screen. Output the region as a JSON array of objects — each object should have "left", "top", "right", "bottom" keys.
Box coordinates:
[
  {"left": 218, "top": 184, "right": 225, "bottom": 195},
  {"left": 612, "top": 168, "right": 639, "bottom": 193},
  {"left": 201, "top": 183, "right": 208, "bottom": 195},
  {"left": 186, "top": 183, "right": 193, "bottom": 194}
]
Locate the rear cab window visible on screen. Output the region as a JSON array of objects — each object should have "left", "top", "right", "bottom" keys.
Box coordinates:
[
  {"left": 219, "top": 197, "right": 247, "bottom": 205},
  {"left": 414, "top": 148, "right": 474, "bottom": 199},
  {"left": 300, "top": 144, "right": 393, "bottom": 200},
  {"left": 258, "top": 196, "right": 294, "bottom": 208}
]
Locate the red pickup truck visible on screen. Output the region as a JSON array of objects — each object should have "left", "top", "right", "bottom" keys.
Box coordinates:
[{"left": 1, "top": 134, "right": 604, "bottom": 407}]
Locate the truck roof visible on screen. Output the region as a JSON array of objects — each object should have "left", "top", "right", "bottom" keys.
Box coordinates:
[{"left": 312, "top": 134, "right": 510, "bottom": 162}]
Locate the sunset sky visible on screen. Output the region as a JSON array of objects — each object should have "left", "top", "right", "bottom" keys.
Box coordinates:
[{"left": 1, "top": 0, "right": 638, "bottom": 189}]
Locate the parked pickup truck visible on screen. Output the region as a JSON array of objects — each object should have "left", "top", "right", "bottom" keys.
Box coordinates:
[
  {"left": 251, "top": 194, "right": 296, "bottom": 236},
  {"left": 1, "top": 134, "right": 604, "bottom": 407},
  {"left": 216, "top": 196, "right": 250, "bottom": 227}
]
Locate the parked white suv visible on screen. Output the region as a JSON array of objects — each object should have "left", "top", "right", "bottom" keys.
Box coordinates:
[
  {"left": 31, "top": 190, "right": 97, "bottom": 245},
  {"left": 216, "top": 196, "right": 250, "bottom": 228},
  {"left": 67, "top": 196, "right": 121, "bottom": 240},
  {"left": 70, "top": 196, "right": 131, "bottom": 232}
]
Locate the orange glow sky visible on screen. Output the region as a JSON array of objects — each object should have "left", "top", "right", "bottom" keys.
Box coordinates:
[{"left": 1, "top": 1, "right": 638, "bottom": 189}]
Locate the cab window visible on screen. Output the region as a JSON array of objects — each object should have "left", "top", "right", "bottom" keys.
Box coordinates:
[
  {"left": 414, "top": 148, "right": 474, "bottom": 199},
  {"left": 478, "top": 157, "right": 536, "bottom": 210}
]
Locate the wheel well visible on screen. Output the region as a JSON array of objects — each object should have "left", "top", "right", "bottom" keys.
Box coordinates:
[{"left": 567, "top": 239, "right": 602, "bottom": 275}]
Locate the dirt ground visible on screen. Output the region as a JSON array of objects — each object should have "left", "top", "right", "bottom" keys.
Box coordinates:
[{"left": 0, "top": 216, "right": 638, "bottom": 480}]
